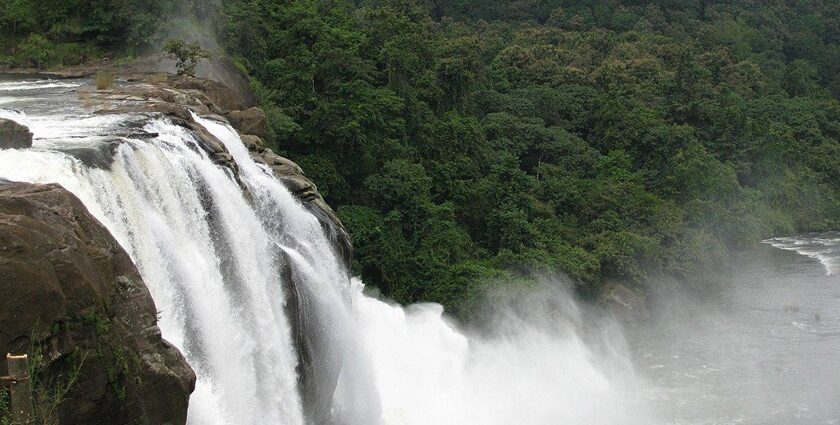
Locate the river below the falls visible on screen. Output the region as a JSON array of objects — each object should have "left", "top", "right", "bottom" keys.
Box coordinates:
[{"left": 628, "top": 234, "right": 840, "bottom": 425}]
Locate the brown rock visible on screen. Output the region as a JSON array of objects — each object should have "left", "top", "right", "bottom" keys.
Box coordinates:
[
  {"left": 0, "top": 181, "right": 195, "bottom": 425},
  {"left": 240, "top": 134, "right": 265, "bottom": 152},
  {"left": 170, "top": 77, "right": 246, "bottom": 112},
  {"left": 0, "top": 118, "right": 33, "bottom": 149},
  {"left": 225, "top": 107, "right": 268, "bottom": 139}
]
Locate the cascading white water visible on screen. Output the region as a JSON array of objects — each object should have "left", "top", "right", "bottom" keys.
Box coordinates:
[
  {"left": 351, "top": 279, "right": 655, "bottom": 425},
  {"left": 0, "top": 78, "right": 655, "bottom": 425},
  {"left": 0, "top": 78, "right": 307, "bottom": 425},
  {"left": 0, "top": 124, "right": 307, "bottom": 425}
]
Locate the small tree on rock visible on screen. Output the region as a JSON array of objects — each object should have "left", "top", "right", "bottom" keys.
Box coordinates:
[{"left": 163, "top": 39, "right": 211, "bottom": 77}]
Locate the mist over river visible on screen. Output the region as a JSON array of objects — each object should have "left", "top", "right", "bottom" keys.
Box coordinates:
[
  {"left": 354, "top": 236, "right": 840, "bottom": 425},
  {"left": 629, "top": 237, "right": 840, "bottom": 425},
  {"left": 1, "top": 76, "right": 838, "bottom": 425}
]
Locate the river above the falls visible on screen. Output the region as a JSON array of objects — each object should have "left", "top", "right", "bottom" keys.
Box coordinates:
[{"left": 628, "top": 234, "right": 840, "bottom": 425}]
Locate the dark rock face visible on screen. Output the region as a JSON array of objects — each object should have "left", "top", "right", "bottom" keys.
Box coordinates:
[
  {"left": 0, "top": 118, "right": 33, "bottom": 149},
  {"left": 0, "top": 181, "right": 195, "bottom": 425}
]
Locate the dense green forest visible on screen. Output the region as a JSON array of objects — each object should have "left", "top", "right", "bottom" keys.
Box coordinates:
[{"left": 3, "top": 1, "right": 840, "bottom": 316}]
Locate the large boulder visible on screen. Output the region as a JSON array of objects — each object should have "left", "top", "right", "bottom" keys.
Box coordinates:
[
  {"left": 0, "top": 181, "right": 195, "bottom": 425},
  {"left": 224, "top": 107, "right": 268, "bottom": 139},
  {"left": 0, "top": 118, "right": 33, "bottom": 149},
  {"left": 169, "top": 76, "right": 247, "bottom": 112}
]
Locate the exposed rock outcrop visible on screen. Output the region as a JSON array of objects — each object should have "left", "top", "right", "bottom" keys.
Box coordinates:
[
  {"left": 0, "top": 118, "right": 33, "bottom": 149},
  {"left": 245, "top": 135, "right": 352, "bottom": 266},
  {"left": 224, "top": 107, "right": 268, "bottom": 139},
  {"left": 0, "top": 181, "right": 195, "bottom": 425}
]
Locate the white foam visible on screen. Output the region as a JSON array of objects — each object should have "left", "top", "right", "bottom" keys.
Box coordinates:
[
  {"left": 0, "top": 81, "right": 80, "bottom": 91},
  {"left": 764, "top": 235, "right": 840, "bottom": 275}
]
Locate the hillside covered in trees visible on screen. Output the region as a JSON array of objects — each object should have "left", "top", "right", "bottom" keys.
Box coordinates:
[{"left": 4, "top": 0, "right": 840, "bottom": 316}]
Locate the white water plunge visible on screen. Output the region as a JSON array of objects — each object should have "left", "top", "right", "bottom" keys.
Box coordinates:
[{"left": 0, "top": 79, "right": 654, "bottom": 425}]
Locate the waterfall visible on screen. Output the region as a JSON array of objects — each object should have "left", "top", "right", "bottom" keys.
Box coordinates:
[
  {"left": 0, "top": 77, "right": 320, "bottom": 423},
  {"left": 0, "top": 78, "right": 653, "bottom": 425},
  {"left": 0, "top": 115, "right": 307, "bottom": 425},
  {"left": 350, "top": 279, "right": 654, "bottom": 425}
]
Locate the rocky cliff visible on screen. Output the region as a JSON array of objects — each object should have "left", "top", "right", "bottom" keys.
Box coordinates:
[{"left": 0, "top": 181, "right": 195, "bottom": 424}]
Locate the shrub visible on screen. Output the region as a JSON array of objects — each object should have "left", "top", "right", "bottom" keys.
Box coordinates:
[
  {"left": 163, "top": 39, "right": 211, "bottom": 77},
  {"left": 16, "top": 34, "right": 54, "bottom": 69},
  {"left": 53, "top": 42, "right": 100, "bottom": 66},
  {"left": 94, "top": 72, "right": 115, "bottom": 90},
  {"left": 145, "top": 73, "right": 168, "bottom": 84}
]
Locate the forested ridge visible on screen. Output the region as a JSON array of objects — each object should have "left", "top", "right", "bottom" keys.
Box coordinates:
[{"left": 3, "top": 0, "right": 840, "bottom": 316}]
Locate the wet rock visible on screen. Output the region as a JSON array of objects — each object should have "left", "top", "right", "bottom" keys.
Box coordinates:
[
  {"left": 0, "top": 118, "right": 33, "bottom": 149},
  {"left": 60, "top": 139, "right": 124, "bottom": 170},
  {"left": 0, "top": 181, "right": 195, "bottom": 425},
  {"left": 170, "top": 76, "right": 246, "bottom": 112},
  {"left": 224, "top": 107, "right": 268, "bottom": 139},
  {"left": 240, "top": 134, "right": 265, "bottom": 152}
]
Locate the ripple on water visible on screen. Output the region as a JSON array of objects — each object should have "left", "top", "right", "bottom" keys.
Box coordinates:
[{"left": 764, "top": 232, "right": 840, "bottom": 275}]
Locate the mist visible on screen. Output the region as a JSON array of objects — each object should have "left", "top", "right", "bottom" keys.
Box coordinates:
[
  {"left": 351, "top": 277, "right": 657, "bottom": 425},
  {"left": 627, "top": 242, "right": 840, "bottom": 424},
  {"left": 349, "top": 238, "right": 840, "bottom": 425}
]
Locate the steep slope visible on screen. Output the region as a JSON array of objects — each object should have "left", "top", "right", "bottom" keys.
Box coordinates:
[{"left": 0, "top": 181, "right": 195, "bottom": 424}]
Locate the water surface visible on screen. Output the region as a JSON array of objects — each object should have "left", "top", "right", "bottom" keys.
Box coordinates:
[{"left": 630, "top": 238, "right": 840, "bottom": 424}]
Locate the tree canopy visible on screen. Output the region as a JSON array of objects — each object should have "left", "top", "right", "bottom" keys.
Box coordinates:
[
  {"left": 219, "top": 0, "right": 840, "bottom": 315},
  {"left": 4, "top": 0, "right": 840, "bottom": 316}
]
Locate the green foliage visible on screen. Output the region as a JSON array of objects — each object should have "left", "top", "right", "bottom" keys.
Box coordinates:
[
  {"left": 29, "top": 346, "right": 87, "bottom": 424},
  {"left": 16, "top": 34, "right": 53, "bottom": 69},
  {"left": 217, "top": 0, "right": 840, "bottom": 316},
  {"left": 0, "top": 386, "right": 10, "bottom": 425},
  {"left": 163, "top": 39, "right": 212, "bottom": 77},
  {"left": 0, "top": 0, "right": 215, "bottom": 68},
  {"left": 1, "top": 324, "right": 89, "bottom": 425},
  {"left": 80, "top": 309, "right": 137, "bottom": 401}
]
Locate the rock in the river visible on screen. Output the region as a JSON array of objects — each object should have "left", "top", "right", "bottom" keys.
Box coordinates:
[
  {"left": 0, "top": 118, "right": 33, "bottom": 149},
  {"left": 0, "top": 181, "right": 195, "bottom": 425}
]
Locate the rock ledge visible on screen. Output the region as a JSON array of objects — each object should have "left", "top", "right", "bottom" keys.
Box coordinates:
[{"left": 0, "top": 181, "right": 195, "bottom": 425}]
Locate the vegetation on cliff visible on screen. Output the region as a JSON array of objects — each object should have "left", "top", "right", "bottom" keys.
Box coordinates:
[
  {"left": 219, "top": 0, "right": 840, "bottom": 315},
  {"left": 0, "top": 0, "right": 216, "bottom": 68},
  {"left": 5, "top": 0, "right": 840, "bottom": 316}
]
